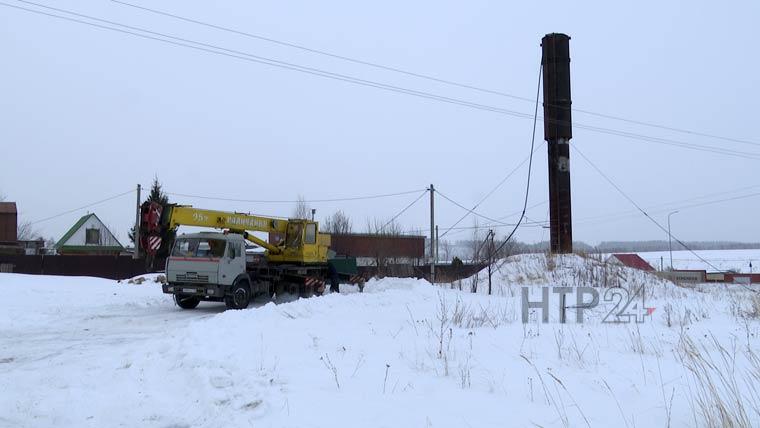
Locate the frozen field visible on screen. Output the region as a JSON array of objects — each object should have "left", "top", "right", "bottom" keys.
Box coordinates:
[
  {"left": 633, "top": 249, "right": 760, "bottom": 273},
  {"left": 1, "top": 254, "right": 759, "bottom": 427}
]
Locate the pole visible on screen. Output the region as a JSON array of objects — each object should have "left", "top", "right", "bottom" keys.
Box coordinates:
[
  {"left": 487, "top": 229, "right": 494, "bottom": 295},
  {"left": 435, "top": 225, "right": 439, "bottom": 265},
  {"left": 430, "top": 184, "right": 435, "bottom": 284},
  {"left": 668, "top": 210, "right": 679, "bottom": 270},
  {"left": 133, "top": 183, "right": 141, "bottom": 259},
  {"left": 542, "top": 33, "right": 573, "bottom": 254}
]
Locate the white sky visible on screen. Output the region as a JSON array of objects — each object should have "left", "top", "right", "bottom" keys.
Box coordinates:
[{"left": 1, "top": 0, "right": 758, "bottom": 245}]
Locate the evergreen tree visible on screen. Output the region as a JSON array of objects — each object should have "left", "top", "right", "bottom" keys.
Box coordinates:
[{"left": 128, "top": 177, "right": 169, "bottom": 244}]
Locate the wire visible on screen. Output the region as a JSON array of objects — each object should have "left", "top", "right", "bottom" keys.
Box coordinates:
[
  {"left": 165, "top": 188, "right": 425, "bottom": 204},
  {"left": 2, "top": 2, "right": 537, "bottom": 120},
  {"left": 435, "top": 190, "right": 510, "bottom": 226},
  {"left": 6, "top": 1, "right": 760, "bottom": 163},
  {"left": 439, "top": 141, "right": 546, "bottom": 239},
  {"left": 492, "top": 60, "right": 542, "bottom": 255},
  {"left": 113, "top": 0, "right": 760, "bottom": 148},
  {"left": 571, "top": 144, "right": 735, "bottom": 276},
  {"left": 571, "top": 183, "right": 760, "bottom": 226},
  {"left": 30, "top": 189, "right": 134, "bottom": 225},
  {"left": 573, "top": 189, "right": 760, "bottom": 228},
  {"left": 379, "top": 189, "right": 429, "bottom": 233}
]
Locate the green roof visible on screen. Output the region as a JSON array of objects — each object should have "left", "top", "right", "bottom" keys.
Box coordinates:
[{"left": 55, "top": 213, "right": 124, "bottom": 250}]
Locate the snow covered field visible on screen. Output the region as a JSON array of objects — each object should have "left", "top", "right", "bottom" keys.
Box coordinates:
[
  {"left": 634, "top": 248, "right": 760, "bottom": 273},
  {"left": 1, "top": 254, "right": 760, "bottom": 427}
]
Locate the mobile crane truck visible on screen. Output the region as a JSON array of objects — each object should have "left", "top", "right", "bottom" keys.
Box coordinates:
[{"left": 139, "top": 201, "right": 364, "bottom": 310}]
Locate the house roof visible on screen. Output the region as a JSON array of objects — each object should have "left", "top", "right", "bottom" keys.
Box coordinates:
[
  {"left": 610, "top": 253, "right": 655, "bottom": 271},
  {"left": 56, "top": 213, "right": 124, "bottom": 250},
  {"left": 0, "top": 202, "right": 17, "bottom": 214}
]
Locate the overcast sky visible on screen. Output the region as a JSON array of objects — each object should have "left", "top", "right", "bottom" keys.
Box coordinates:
[{"left": 1, "top": 0, "right": 758, "bottom": 246}]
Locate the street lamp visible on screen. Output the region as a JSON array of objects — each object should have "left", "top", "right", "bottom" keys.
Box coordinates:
[{"left": 668, "top": 210, "right": 679, "bottom": 270}]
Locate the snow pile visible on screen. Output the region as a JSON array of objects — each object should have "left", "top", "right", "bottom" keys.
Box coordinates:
[{"left": 1, "top": 255, "right": 759, "bottom": 427}]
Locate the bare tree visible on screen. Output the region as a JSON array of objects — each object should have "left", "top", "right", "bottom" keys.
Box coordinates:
[
  {"left": 323, "top": 210, "right": 352, "bottom": 234},
  {"left": 468, "top": 220, "right": 483, "bottom": 293},
  {"left": 292, "top": 195, "right": 311, "bottom": 220},
  {"left": 17, "top": 220, "right": 40, "bottom": 241},
  {"left": 440, "top": 239, "right": 452, "bottom": 262},
  {"left": 364, "top": 217, "right": 404, "bottom": 236}
]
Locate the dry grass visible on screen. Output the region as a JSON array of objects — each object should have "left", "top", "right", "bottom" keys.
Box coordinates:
[{"left": 678, "top": 333, "right": 760, "bottom": 427}]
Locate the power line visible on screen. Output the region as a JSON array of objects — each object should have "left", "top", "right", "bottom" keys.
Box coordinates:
[
  {"left": 492, "top": 61, "right": 542, "bottom": 255},
  {"left": 1, "top": 2, "right": 535, "bottom": 119},
  {"left": 113, "top": 0, "right": 760, "bottom": 148},
  {"left": 571, "top": 144, "right": 736, "bottom": 277},
  {"left": 571, "top": 124, "right": 760, "bottom": 161},
  {"left": 439, "top": 141, "right": 546, "bottom": 239},
  {"left": 572, "top": 184, "right": 760, "bottom": 226},
  {"left": 435, "top": 189, "right": 510, "bottom": 226},
  {"left": 574, "top": 189, "right": 760, "bottom": 228},
  {"left": 6, "top": 1, "right": 760, "bottom": 163},
  {"left": 165, "top": 188, "right": 425, "bottom": 204},
  {"left": 30, "top": 189, "right": 134, "bottom": 225},
  {"left": 379, "top": 189, "right": 429, "bottom": 233}
]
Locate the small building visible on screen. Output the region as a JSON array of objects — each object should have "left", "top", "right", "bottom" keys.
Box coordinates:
[
  {"left": 18, "top": 238, "right": 46, "bottom": 255},
  {"left": 607, "top": 253, "right": 655, "bottom": 272},
  {"left": 55, "top": 213, "right": 124, "bottom": 255},
  {"left": 328, "top": 233, "right": 425, "bottom": 267},
  {"left": 0, "top": 202, "right": 18, "bottom": 244},
  {"left": 0, "top": 202, "right": 22, "bottom": 255},
  {"left": 656, "top": 269, "right": 707, "bottom": 283}
]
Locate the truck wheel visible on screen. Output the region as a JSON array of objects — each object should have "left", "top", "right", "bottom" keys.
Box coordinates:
[
  {"left": 225, "top": 280, "right": 251, "bottom": 310},
  {"left": 175, "top": 294, "right": 200, "bottom": 309}
]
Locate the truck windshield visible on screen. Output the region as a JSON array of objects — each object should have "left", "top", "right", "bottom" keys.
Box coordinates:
[{"left": 171, "top": 238, "right": 227, "bottom": 258}]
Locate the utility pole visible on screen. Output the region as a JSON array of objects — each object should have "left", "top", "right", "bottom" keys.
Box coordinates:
[
  {"left": 429, "top": 184, "right": 435, "bottom": 284},
  {"left": 435, "top": 225, "right": 439, "bottom": 266},
  {"left": 487, "top": 229, "right": 494, "bottom": 295},
  {"left": 133, "top": 183, "right": 141, "bottom": 259},
  {"left": 542, "top": 33, "right": 573, "bottom": 254},
  {"left": 668, "top": 210, "right": 679, "bottom": 270}
]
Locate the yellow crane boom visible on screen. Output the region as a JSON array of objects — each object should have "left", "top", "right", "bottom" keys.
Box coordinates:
[
  {"left": 142, "top": 203, "right": 330, "bottom": 264},
  {"left": 167, "top": 206, "right": 289, "bottom": 254}
]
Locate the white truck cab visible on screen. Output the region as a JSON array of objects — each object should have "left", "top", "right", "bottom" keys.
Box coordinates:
[{"left": 163, "top": 232, "right": 248, "bottom": 308}]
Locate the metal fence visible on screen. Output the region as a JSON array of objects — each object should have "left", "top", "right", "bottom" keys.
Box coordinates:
[{"left": 0, "top": 255, "right": 161, "bottom": 280}]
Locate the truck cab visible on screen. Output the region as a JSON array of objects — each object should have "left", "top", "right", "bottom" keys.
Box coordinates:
[{"left": 163, "top": 232, "right": 247, "bottom": 308}]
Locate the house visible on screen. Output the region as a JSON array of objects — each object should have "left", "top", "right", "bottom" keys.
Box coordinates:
[
  {"left": 607, "top": 253, "right": 655, "bottom": 272},
  {"left": 55, "top": 213, "right": 124, "bottom": 255}
]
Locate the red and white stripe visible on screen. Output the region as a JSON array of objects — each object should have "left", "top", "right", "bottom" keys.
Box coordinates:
[
  {"left": 148, "top": 236, "right": 162, "bottom": 251},
  {"left": 304, "top": 277, "right": 325, "bottom": 288}
]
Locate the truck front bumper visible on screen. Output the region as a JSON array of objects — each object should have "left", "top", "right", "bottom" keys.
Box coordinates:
[{"left": 163, "top": 283, "right": 226, "bottom": 298}]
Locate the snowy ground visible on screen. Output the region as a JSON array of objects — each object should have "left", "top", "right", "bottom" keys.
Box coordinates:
[{"left": 2, "top": 254, "right": 760, "bottom": 427}]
